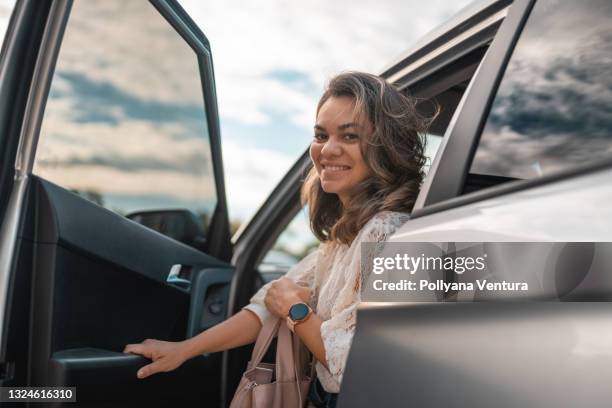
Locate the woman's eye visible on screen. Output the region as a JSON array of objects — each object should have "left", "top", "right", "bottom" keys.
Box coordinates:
[
  {"left": 314, "top": 133, "right": 327, "bottom": 141},
  {"left": 344, "top": 133, "right": 359, "bottom": 141}
]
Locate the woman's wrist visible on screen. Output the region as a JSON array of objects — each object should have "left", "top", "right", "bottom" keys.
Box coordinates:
[{"left": 179, "top": 337, "right": 201, "bottom": 361}]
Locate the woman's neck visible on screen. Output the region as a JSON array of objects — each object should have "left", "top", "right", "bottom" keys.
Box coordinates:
[{"left": 337, "top": 193, "right": 352, "bottom": 209}]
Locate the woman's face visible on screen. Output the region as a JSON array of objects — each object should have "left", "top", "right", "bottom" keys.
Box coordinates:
[{"left": 310, "top": 96, "right": 372, "bottom": 206}]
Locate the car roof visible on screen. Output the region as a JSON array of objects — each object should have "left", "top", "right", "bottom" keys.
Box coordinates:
[{"left": 380, "top": 0, "right": 512, "bottom": 80}]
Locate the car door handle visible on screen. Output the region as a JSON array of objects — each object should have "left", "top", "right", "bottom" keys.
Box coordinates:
[{"left": 167, "top": 264, "right": 191, "bottom": 286}]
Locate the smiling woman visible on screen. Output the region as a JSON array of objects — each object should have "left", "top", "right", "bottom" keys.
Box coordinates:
[{"left": 124, "top": 71, "right": 430, "bottom": 407}]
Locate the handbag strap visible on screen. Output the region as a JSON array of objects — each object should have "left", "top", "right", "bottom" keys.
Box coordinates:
[
  {"left": 275, "top": 320, "right": 298, "bottom": 382},
  {"left": 292, "top": 327, "right": 314, "bottom": 379},
  {"left": 247, "top": 317, "right": 312, "bottom": 404},
  {"left": 279, "top": 320, "right": 308, "bottom": 405},
  {"left": 247, "top": 317, "right": 281, "bottom": 371}
]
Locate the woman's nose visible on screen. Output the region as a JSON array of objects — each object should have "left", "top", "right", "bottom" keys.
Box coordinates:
[{"left": 320, "top": 137, "right": 342, "bottom": 157}]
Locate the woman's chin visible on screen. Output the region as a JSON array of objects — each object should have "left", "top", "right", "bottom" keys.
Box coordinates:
[
  {"left": 321, "top": 184, "right": 339, "bottom": 194},
  {"left": 321, "top": 182, "right": 348, "bottom": 197}
]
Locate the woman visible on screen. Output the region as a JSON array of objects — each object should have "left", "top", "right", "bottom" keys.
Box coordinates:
[{"left": 124, "top": 71, "right": 428, "bottom": 407}]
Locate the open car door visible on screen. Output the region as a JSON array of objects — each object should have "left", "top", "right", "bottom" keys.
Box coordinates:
[{"left": 0, "top": 0, "right": 234, "bottom": 405}]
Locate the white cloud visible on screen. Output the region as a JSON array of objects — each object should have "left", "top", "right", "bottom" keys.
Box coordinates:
[
  {"left": 36, "top": 96, "right": 217, "bottom": 205},
  {"left": 181, "top": 0, "right": 474, "bottom": 128},
  {"left": 221, "top": 138, "right": 297, "bottom": 220},
  {"left": 33, "top": 1, "right": 219, "bottom": 216},
  {"left": 0, "top": 0, "right": 14, "bottom": 37},
  {"left": 57, "top": 1, "right": 205, "bottom": 105}
]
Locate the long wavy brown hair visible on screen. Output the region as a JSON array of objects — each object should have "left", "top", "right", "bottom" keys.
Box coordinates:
[{"left": 301, "top": 71, "right": 432, "bottom": 245}]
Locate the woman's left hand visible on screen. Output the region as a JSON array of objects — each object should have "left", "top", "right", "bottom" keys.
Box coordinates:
[{"left": 264, "top": 277, "right": 311, "bottom": 319}]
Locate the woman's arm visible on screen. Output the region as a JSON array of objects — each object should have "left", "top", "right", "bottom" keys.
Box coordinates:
[
  {"left": 182, "top": 309, "right": 262, "bottom": 355},
  {"left": 293, "top": 311, "right": 328, "bottom": 369},
  {"left": 124, "top": 309, "right": 261, "bottom": 378},
  {"left": 264, "top": 277, "right": 328, "bottom": 369},
  {"left": 125, "top": 250, "right": 319, "bottom": 379}
]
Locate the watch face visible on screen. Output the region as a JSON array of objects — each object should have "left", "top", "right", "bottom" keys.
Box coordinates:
[{"left": 289, "top": 303, "right": 310, "bottom": 321}]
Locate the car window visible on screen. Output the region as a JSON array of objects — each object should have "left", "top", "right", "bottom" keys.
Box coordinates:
[
  {"left": 423, "top": 133, "right": 443, "bottom": 175},
  {"left": 465, "top": 0, "right": 612, "bottom": 192},
  {"left": 259, "top": 208, "right": 318, "bottom": 276},
  {"left": 405, "top": 45, "right": 489, "bottom": 179},
  {"left": 33, "top": 1, "right": 217, "bottom": 243}
]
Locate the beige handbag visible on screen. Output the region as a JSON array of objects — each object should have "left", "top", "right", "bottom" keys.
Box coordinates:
[{"left": 230, "top": 317, "right": 313, "bottom": 408}]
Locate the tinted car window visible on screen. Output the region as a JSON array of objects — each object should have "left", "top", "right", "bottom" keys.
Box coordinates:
[
  {"left": 407, "top": 46, "right": 489, "bottom": 188},
  {"left": 423, "top": 133, "right": 442, "bottom": 175},
  {"left": 468, "top": 0, "right": 612, "bottom": 182},
  {"left": 34, "top": 1, "right": 216, "bottom": 236}
]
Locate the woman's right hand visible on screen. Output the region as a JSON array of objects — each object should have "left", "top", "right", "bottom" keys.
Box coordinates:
[{"left": 123, "top": 339, "right": 189, "bottom": 379}]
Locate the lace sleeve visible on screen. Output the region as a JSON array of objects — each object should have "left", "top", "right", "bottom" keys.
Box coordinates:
[
  {"left": 358, "top": 211, "right": 411, "bottom": 291},
  {"left": 319, "top": 211, "right": 410, "bottom": 390},
  {"left": 243, "top": 248, "right": 318, "bottom": 324}
]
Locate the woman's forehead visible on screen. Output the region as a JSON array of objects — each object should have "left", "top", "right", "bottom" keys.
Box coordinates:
[{"left": 316, "top": 96, "right": 367, "bottom": 128}]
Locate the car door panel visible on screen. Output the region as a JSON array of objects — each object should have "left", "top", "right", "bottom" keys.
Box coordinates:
[
  {"left": 22, "top": 176, "right": 231, "bottom": 404},
  {"left": 29, "top": 178, "right": 227, "bottom": 283},
  {"left": 340, "top": 303, "right": 612, "bottom": 407},
  {"left": 187, "top": 267, "right": 233, "bottom": 338},
  {"left": 48, "top": 348, "right": 218, "bottom": 404}
]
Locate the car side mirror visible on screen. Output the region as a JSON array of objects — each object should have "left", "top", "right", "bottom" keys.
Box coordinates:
[{"left": 126, "top": 209, "right": 207, "bottom": 251}]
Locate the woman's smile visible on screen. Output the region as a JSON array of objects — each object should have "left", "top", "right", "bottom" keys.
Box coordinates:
[{"left": 322, "top": 164, "right": 351, "bottom": 172}]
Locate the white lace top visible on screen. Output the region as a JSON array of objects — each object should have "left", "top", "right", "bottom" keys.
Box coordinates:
[{"left": 243, "top": 211, "right": 411, "bottom": 393}]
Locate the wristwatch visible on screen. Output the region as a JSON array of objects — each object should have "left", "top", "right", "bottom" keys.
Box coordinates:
[{"left": 286, "top": 302, "right": 313, "bottom": 333}]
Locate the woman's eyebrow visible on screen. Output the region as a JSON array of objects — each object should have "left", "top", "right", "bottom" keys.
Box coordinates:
[
  {"left": 338, "top": 122, "right": 361, "bottom": 130},
  {"left": 314, "top": 123, "right": 361, "bottom": 131}
]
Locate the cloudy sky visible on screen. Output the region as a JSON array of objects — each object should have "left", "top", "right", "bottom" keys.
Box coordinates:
[
  {"left": 180, "top": 0, "right": 474, "bottom": 224},
  {"left": 0, "top": 0, "right": 474, "bottom": 229},
  {"left": 471, "top": 0, "right": 612, "bottom": 180},
  {"left": 34, "top": 1, "right": 219, "bottom": 224}
]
